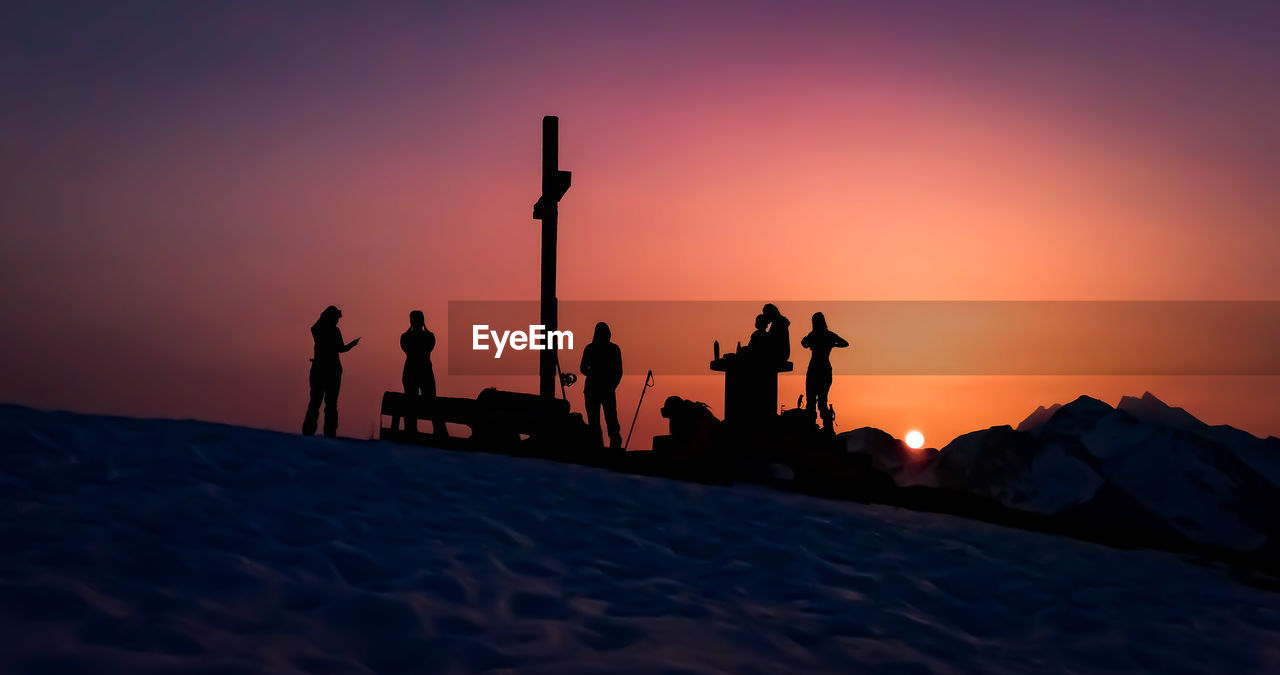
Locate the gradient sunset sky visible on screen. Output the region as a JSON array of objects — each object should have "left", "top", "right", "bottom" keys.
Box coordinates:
[{"left": 2, "top": 1, "right": 1278, "bottom": 447}]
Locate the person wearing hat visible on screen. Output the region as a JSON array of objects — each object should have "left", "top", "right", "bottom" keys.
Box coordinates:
[{"left": 302, "top": 305, "right": 359, "bottom": 437}]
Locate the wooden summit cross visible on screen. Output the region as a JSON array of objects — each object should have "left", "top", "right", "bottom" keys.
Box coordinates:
[{"left": 533, "top": 116, "right": 572, "bottom": 400}]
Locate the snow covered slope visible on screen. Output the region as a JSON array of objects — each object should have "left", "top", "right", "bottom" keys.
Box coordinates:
[{"left": 2, "top": 404, "right": 1279, "bottom": 674}]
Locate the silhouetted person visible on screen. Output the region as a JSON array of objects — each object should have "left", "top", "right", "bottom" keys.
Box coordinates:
[
  {"left": 800, "top": 311, "right": 848, "bottom": 430},
  {"left": 746, "top": 313, "right": 770, "bottom": 356},
  {"left": 302, "top": 305, "right": 359, "bottom": 437},
  {"left": 763, "top": 303, "right": 791, "bottom": 364},
  {"left": 393, "top": 310, "right": 439, "bottom": 435},
  {"left": 580, "top": 321, "right": 623, "bottom": 449}
]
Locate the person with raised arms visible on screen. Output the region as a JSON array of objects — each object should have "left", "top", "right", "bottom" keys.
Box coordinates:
[{"left": 800, "top": 311, "right": 848, "bottom": 430}]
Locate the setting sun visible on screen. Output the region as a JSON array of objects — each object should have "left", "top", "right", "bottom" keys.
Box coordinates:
[{"left": 905, "top": 430, "right": 925, "bottom": 449}]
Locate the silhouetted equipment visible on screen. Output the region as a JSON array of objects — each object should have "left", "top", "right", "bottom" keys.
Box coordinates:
[
  {"left": 659, "top": 397, "right": 715, "bottom": 439},
  {"left": 556, "top": 358, "right": 577, "bottom": 400},
  {"left": 624, "top": 370, "right": 655, "bottom": 450},
  {"left": 534, "top": 115, "right": 572, "bottom": 400},
  {"left": 652, "top": 396, "right": 723, "bottom": 476},
  {"left": 713, "top": 351, "right": 792, "bottom": 426}
]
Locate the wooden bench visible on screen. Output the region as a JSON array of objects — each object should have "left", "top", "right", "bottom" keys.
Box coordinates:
[
  {"left": 379, "top": 388, "right": 586, "bottom": 452},
  {"left": 379, "top": 392, "right": 475, "bottom": 447}
]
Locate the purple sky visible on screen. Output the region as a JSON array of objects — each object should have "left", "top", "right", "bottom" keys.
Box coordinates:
[{"left": 2, "top": 1, "right": 1278, "bottom": 444}]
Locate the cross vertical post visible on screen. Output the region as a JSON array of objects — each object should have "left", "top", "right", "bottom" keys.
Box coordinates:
[{"left": 534, "top": 116, "right": 571, "bottom": 400}]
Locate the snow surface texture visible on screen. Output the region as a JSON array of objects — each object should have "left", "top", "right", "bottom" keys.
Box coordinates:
[{"left": 2, "top": 404, "right": 1279, "bottom": 674}]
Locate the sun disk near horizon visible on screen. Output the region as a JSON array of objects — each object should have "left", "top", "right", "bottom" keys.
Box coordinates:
[{"left": 905, "top": 430, "right": 925, "bottom": 450}]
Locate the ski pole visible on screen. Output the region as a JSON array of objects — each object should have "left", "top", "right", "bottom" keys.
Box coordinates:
[
  {"left": 556, "top": 356, "right": 568, "bottom": 400},
  {"left": 623, "top": 370, "right": 654, "bottom": 451}
]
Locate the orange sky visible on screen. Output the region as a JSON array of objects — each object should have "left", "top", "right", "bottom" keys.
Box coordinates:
[{"left": 2, "top": 2, "right": 1278, "bottom": 447}]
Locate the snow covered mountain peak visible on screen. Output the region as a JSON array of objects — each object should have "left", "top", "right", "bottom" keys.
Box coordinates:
[
  {"left": 1116, "top": 391, "right": 1205, "bottom": 431},
  {"left": 1014, "top": 403, "right": 1062, "bottom": 433},
  {"left": 1033, "top": 395, "right": 1114, "bottom": 438},
  {"left": 877, "top": 393, "right": 1280, "bottom": 557}
]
